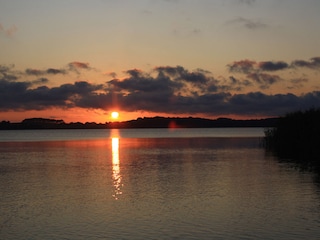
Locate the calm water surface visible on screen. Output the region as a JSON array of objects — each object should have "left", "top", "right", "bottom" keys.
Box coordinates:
[
  {"left": 0, "top": 128, "right": 264, "bottom": 142},
  {"left": 1, "top": 129, "right": 320, "bottom": 239}
]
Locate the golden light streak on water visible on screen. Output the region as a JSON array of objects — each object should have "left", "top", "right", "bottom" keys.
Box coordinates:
[{"left": 111, "top": 137, "right": 122, "bottom": 200}]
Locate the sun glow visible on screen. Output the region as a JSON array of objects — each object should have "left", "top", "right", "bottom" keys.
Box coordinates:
[{"left": 111, "top": 111, "right": 119, "bottom": 119}]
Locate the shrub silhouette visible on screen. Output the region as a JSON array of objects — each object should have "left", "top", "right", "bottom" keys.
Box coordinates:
[{"left": 264, "top": 108, "right": 320, "bottom": 170}]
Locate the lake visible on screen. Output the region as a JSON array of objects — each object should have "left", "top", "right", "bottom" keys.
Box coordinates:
[{"left": 1, "top": 128, "right": 320, "bottom": 239}]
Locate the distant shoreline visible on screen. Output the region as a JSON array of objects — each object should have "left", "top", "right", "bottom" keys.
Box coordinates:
[{"left": 0, "top": 116, "right": 278, "bottom": 130}]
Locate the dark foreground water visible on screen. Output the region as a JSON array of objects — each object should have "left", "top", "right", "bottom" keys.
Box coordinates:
[{"left": 1, "top": 129, "right": 320, "bottom": 239}]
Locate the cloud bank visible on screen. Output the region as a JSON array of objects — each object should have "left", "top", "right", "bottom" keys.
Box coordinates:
[{"left": 1, "top": 57, "right": 320, "bottom": 119}]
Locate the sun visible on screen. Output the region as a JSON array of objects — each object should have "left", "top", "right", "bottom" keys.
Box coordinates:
[{"left": 111, "top": 111, "right": 119, "bottom": 119}]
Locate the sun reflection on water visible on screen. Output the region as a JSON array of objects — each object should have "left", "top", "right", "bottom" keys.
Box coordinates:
[{"left": 111, "top": 137, "right": 122, "bottom": 200}]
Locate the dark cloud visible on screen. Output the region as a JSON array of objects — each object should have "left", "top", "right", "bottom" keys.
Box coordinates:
[
  {"left": 227, "top": 60, "right": 256, "bottom": 74},
  {"left": 46, "top": 68, "right": 66, "bottom": 75},
  {"left": 26, "top": 68, "right": 66, "bottom": 76},
  {"left": 0, "top": 64, "right": 18, "bottom": 81},
  {"left": 21, "top": 61, "right": 95, "bottom": 79},
  {"left": 114, "top": 90, "right": 320, "bottom": 117},
  {"left": 125, "top": 68, "right": 144, "bottom": 79},
  {"left": 290, "top": 78, "right": 308, "bottom": 84},
  {"left": 228, "top": 60, "right": 289, "bottom": 73},
  {"left": 109, "top": 76, "right": 178, "bottom": 93},
  {"left": 0, "top": 79, "right": 103, "bottom": 110},
  {"left": 258, "top": 61, "right": 289, "bottom": 71},
  {"left": 110, "top": 67, "right": 182, "bottom": 93},
  {"left": 0, "top": 79, "right": 32, "bottom": 109},
  {"left": 0, "top": 65, "right": 12, "bottom": 74},
  {"left": 227, "top": 92, "right": 303, "bottom": 116},
  {"left": 210, "top": 76, "right": 250, "bottom": 92},
  {"left": 247, "top": 73, "right": 282, "bottom": 89},
  {"left": 25, "top": 69, "right": 43, "bottom": 76},
  {"left": 104, "top": 71, "right": 117, "bottom": 78},
  {"left": 92, "top": 67, "right": 320, "bottom": 116},
  {"left": 291, "top": 57, "right": 320, "bottom": 69},
  {"left": 155, "top": 65, "right": 210, "bottom": 85},
  {"left": 1, "top": 64, "right": 320, "bottom": 118},
  {"left": 227, "top": 57, "right": 320, "bottom": 74},
  {"left": 68, "top": 61, "right": 91, "bottom": 71},
  {"left": 225, "top": 76, "right": 252, "bottom": 91},
  {"left": 32, "top": 78, "right": 49, "bottom": 85},
  {"left": 288, "top": 78, "right": 309, "bottom": 89},
  {"left": 227, "top": 17, "right": 267, "bottom": 30}
]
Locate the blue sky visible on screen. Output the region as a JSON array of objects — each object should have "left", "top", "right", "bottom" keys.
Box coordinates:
[{"left": 1, "top": 0, "right": 320, "bottom": 122}]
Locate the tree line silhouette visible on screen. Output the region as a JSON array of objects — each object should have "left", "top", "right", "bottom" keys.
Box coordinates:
[{"left": 0, "top": 116, "right": 278, "bottom": 130}]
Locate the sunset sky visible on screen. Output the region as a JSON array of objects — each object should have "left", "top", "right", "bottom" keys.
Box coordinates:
[{"left": 1, "top": 0, "right": 320, "bottom": 123}]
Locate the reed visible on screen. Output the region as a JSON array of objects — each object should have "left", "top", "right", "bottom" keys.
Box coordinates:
[{"left": 264, "top": 108, "right": 320, "bottom": 170}]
